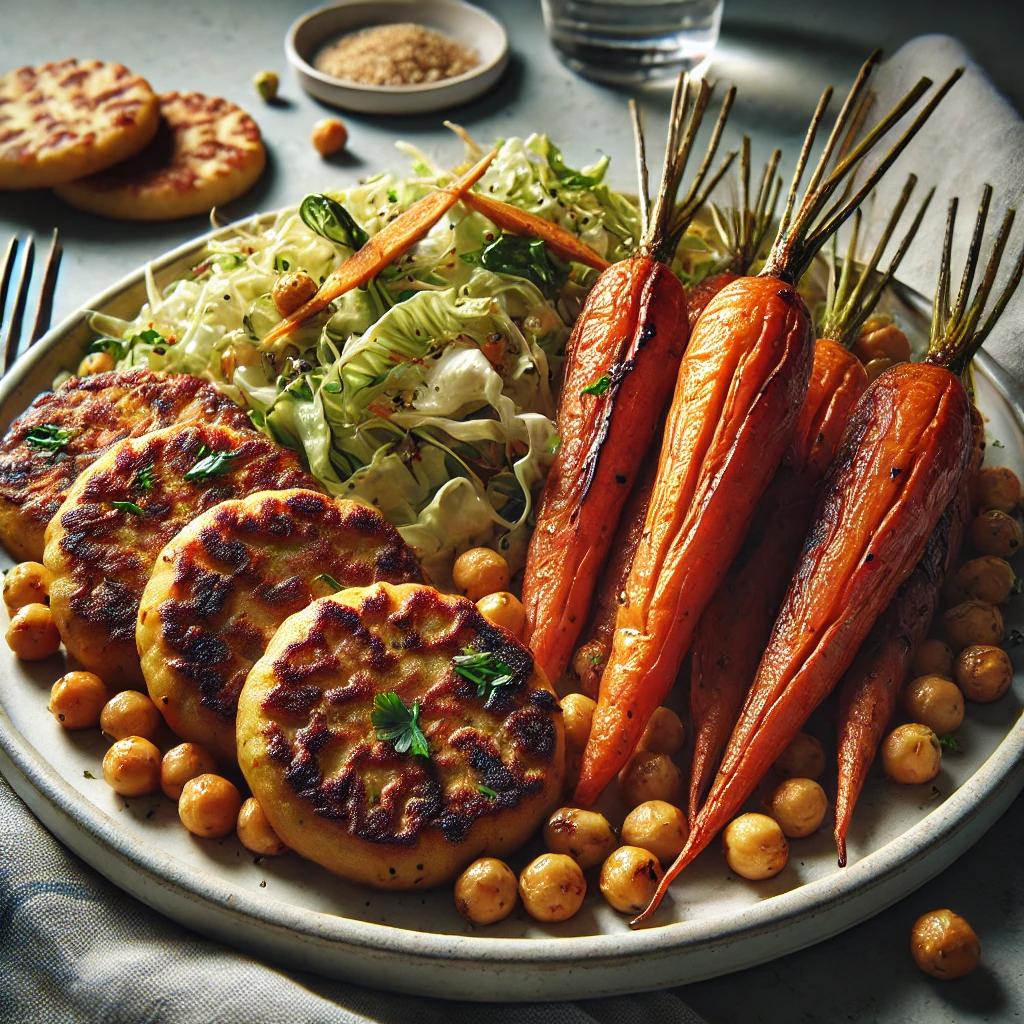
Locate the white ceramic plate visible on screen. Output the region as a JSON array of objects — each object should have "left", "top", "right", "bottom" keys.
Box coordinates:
[
  {"left": 286, "top": 0, "right": 509, "bottom": 115},
  {"left": 1, "top": 219, "right": 1023, "bottom": 1002}
]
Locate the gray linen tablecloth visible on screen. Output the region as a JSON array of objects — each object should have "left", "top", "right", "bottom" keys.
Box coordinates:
[{"left": 2, "top": 34, "right": 1022, "bottom": 1024}]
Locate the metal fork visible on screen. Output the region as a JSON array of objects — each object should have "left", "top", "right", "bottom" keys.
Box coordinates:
[{"left": 0, "top": 230, "right": 62, "bottom": 375}]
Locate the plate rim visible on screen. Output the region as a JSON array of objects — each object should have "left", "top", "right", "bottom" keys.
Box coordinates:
[{"left": 2, "top": 216, "right": 1023, "bottom": 982}]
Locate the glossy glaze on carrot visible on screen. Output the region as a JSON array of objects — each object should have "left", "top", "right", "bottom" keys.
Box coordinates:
[
  {"left": 573, "top": 275, "right": 815, "bottom": 806},
  {"left": 688, "top": 340, "right": 866, "bottom": 819},
  {"left": 636, "top": 360, "right": 972, "bottom": 921},
  {"left": 523, "top": 258, "right": 688, "bottom": 681}
]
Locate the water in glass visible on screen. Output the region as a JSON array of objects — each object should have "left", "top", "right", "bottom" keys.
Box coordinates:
[{"left": 541, "top": 0, "right": 723, "bottom": 84}]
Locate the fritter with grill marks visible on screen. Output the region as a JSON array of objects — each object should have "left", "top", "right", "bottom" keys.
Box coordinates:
[
  {"left": 138, "top": 489, "right": 423, "bottom": 763},
  {"left": 0, "top": 369, "right": 249, "bottom": 561},
  {"left": 45, "top": 423, "right": 316, "bottom": 688},
  {"left": 237, "top": 582, "right": 565, "bottom": 890}
]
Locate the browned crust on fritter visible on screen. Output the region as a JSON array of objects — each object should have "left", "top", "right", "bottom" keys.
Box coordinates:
[
  {"left": 0, "top": 59, "right": 160, "bottom": 189},
  {"left": 45, "top": 422, "right": 318, "bottom": 687},
  {"left": 138, "top": 489, "right": 422, "bottom": 761},
  {"left": 237, "top": 582, "right": 564, "bottom": 888},
  {"left": 0, "top": 368, "right": 250, "bottom": 562}
]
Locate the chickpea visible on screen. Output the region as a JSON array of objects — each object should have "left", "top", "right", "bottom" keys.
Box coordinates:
[
  {"left": 5, "top": 603, "right": 60, "bottom": 660},
  {"left": 969, "top": 509, "right": 1022, "bottom": 558},
  {"left": 863, "top": 357, "right": 894, "bottom": 383},
  {"left": 638, "top": 706, "right": 685, "bottom": 756},
  {"left": 236, "top": 797, "right": 288, "bottom": 856},
  {"left": 271, "top": 271, "right": 317, "bottom": 317},
  {"left": 3, "top": 561, "right": 53, "bottom": 611},
  {"left": 910, "top": 909, "right": 981, "bottom": 980},
  {"left": 766, "top": 777, "right": 828, "bottom": 838},
  {"left": 311, "top": 117, "right": 348, "bottom": 156},
  {"left": 976, "top": 465, "right": 1021, "bottom": 514},
  {"left": 253, "top": 69, "right": 279, "bottom": 102},
  {"left": 912, "top": 639, "right": 955, "bottom": 680},
  {"left": 572, "top": 640, "right": 604, "bottom": 699},
  {"left": 599, "top": 846, "right": 663, "bottom": 914},
  {"left": 621, "top": 800, "right": 689, "bottom": 863},
  {"left": 942, "top": 600, "right": 1003, "bottom": 652},
  {"left": 722, "top": 813, "right": 789, "bottom": 880},
  {"left": 455, "top": 857, "right": 518, "bottom": 925},
  {"left": 102, "top": 736, "right": 161, "bottom": 797},
  {"left": 852, "top": 322, "right": 911, "bottom": 366},
  {"left": 773, "top": 732, "right": 825, "bottom": 780},
  {"left": 543, "top": 807, "right": 617, "bottom": 870},
  {"left": 452, "top": 547, "right": 509, "bottom": 602},
  {"left": 561, "top": 692, "right": 595, "bottom": 752},
  {"left": 475, "top": 591, "right": 526, "bottom": 638},
  {"left": 48, "top": 671, "right": 108, "bottom": 730},
  {"left": 518, "top": 853, "right": 586, "bottom": 922},
  {"left": 178, "top": 774, "right": 243, "bottom": 839},
  {"left": 955, "top": 644, "right": 1013, "bottom": 703},
  {"left": 618, "top": 751, "right": 683, "bottom": 810},
  {"left": 882, "top": 724, "right": 942, "bottom": 784},
  {"left": 947, "top": 556, "right": 1016, "bottom": 606},
  {"left": 903, "top": 675, "right": 965, "bottom": 734},
  {"left": 160, "top": 742, "right": 218, "bottom": 801},
  {"left": 100, "top": 689, "right": 162, "bottom": 742},
  {"left": 78, "top": 350, "right": 115, "bottom": 376}
]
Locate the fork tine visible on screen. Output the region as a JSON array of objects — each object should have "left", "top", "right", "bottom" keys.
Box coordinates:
[
  {"left": 3, "top": 234, "right": 34, "bottom": 374},
  {"left": 0, "top": 236, "right": 17, "bottom": 331},
  {"left": 29, "top": 228, "right": 61, "bottom": 346}
]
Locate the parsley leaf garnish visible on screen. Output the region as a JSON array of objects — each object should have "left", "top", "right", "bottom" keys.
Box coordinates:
[
  {"left": 83, "top": 770, "right": 96, "bottom": 779},
  {"left": 183, "top": 445, "right": 243, "bottom": 482},
  {"left": 134, "top": 464, "right": 156, "bottom": 491},
  {"left": 581, "top": 374, "right": 612, "bottom": 397},
  {"left": 992, "top": 439, "right": 1005, "bottom": 448},
  {"left": 460, "top": 233, "right": 564, "bottom": 291},
  {"left": 938, "top": 734, "right": 963, "bottom": 752},
  {"left": 25, "top": 424, "right": 74, "bottom": 451},
  {"left": 387, "top": 189, "right": 399, "bottom": 203},
  {"left": 478, "top": 784, "right": 498, "bottom": 801},
  {"left": 111, "top": 500, "right": 145, "bottom": 516},
  {"left": 453, "top": 646, "right": 516, "bottom": 699},
  {"left": 313, "top": 572, "right": 343, "bottom": 591},
  {"left": 371, "top": 692, "right": 429, "bottom": 757}
]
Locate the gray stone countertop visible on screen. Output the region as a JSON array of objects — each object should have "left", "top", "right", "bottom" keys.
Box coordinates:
[{"left": 1, "top": 1, "right": 1023, "bottom": 1021}]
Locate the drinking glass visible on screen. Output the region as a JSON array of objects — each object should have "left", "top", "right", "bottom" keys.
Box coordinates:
[{"left": 541, "top": 0, "right": 724, "bottom": 85}]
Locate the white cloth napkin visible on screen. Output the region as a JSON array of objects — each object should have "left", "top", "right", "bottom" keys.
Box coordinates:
[
  {"left": 860, "top": 35, "right": 1024, "bottom": 376},
  {"left": 2, "top": 34, "right": 1021, "bottom": 1024}
]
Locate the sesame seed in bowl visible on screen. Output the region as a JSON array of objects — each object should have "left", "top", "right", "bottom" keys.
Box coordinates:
[{"left": 286, "top": 0, "right": 509, "bottom": 116}]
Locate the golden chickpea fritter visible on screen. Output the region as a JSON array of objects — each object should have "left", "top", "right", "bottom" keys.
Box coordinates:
[
  {"left": 138, "top": 488, "right": 422, "bottom": 763},
  {"left": 45, "top": 422, "right": 317, "bottom": 688},
  {"left": 0, "top": 369, "right": 249, "bottom": 561},
  {"left": 237, "top": 582, "right": 565, "bottom": 890}
]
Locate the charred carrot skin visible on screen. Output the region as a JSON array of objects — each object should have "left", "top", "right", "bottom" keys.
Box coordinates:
[
  {"left": 522, "top": 257, "right": 687, "bottom": 682},
  {"left": 263, "top": 150, "right": 496, "bottom": 347},
  {"left": 688, "top": 340, "right": 867, "bottom": 819},
  {"left": 574, "top": 272, "right": 740, "bottom": 700},
  {"left": 574, "top": 451, "right": 658, "bottom": 697},
  {"left": 832, "top": 411, "right": 981, "bottom": 866},
  {"left": 461, "top": 191, "right": 611, "bottom": 272},
  {"left": 638, "top": 361, "right": 973, "bottom": 922},
  {"left": 573, "top": 275, "right": 815, "bottom": 807}
]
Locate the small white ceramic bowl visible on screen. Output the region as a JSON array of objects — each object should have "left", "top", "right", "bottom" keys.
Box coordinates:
[{"left": 286, "top": 0, "right": 509, "bottom": 116}]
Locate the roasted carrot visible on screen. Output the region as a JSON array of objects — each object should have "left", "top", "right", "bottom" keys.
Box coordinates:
[
  {"left": 575, "top": 55, "right": 962, "bottom": 812},
  {"left": 636, "top": 184, "right": 1024, "bottom": 934},
  {"left": 521, "top": 76, "right": 736, "bottom": 683},
  {"left": 833, "top": 187, "right": 1024, "bottom": 867},
  {"left": 688, "top": 339, "right": 867, "bottom": 819},
  {"left": 460, "top": 191, "right": 611, "bottom": 271},
  {"left": 687, "top": 175, "right": 929, "bottom": 820},
  {"left": 571, "top": 142, "right": 783, "bottom": 699},
  {"left": 262, "top": 149, "right": 496, "bottom": 347}
]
